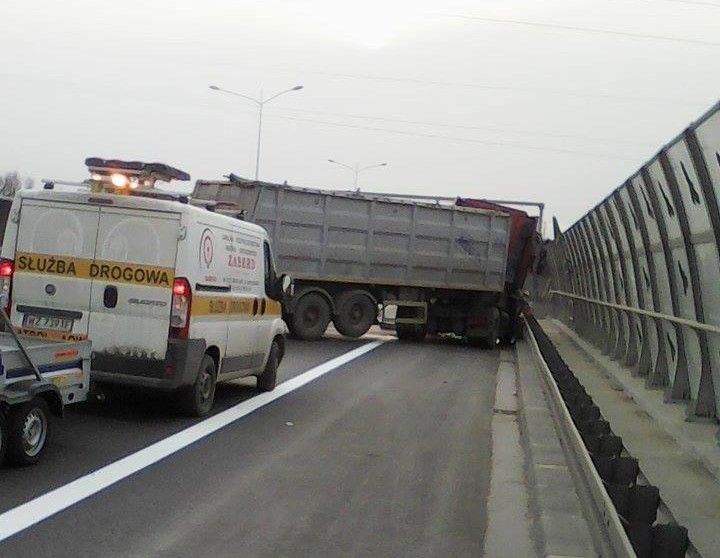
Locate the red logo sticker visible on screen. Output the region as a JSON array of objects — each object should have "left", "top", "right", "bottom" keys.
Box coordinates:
[
  {"left": 200, "top": 228, "right": 214, "bottom": 269},
  {"left": 54, "top": 348, "right": 79, "bottom": 359}
]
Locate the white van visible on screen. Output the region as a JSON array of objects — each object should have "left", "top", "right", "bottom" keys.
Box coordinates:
[{"left": 0, "top": 188, "right": 290, "bottom": 416}]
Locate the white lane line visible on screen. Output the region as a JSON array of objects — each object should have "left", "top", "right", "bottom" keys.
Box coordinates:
[{"left": 0, "top": 341, "right": 384, "bottom": 543}]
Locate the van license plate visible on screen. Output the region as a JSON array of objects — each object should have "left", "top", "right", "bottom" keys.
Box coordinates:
[{"left": 22, "top": 314, "right": 74, "bottom": 332}]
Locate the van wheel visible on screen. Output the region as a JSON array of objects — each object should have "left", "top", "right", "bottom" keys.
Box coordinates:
[
  {"left": 333, "top": 291, "right": 375, "bottom": 338},
  {"left": 0, "top": 411, "right": 7, "bottom": 467},
  {"left": 292, "top": 293, "right": 331, "bottom": 340},
  {"left": 7, "top": 398, "right": 51, "bottom": 466},
  {"left": 257, "top": 340, "right": 281, "bottom": 392},
  {"left": 178, "top": 355, "right": 217, "bottom": 417}
]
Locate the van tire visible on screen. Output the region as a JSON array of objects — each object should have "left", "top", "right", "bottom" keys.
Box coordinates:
[
  {"left": 7, "top": 398, "right": 51, "bottom": 466},
  {"left": 291, "top": 293, "right": 331, "bottom": 340},
  {"left": 178, "top": 354, "right": 217, "bottom": 417},
  {"left": 333, "top": 291, "right": 375, "bottom": 338},
  {"left": 257, "top": 340, "right": 281, "bottom": 392},
  {"left": 0, "top": 411, "right": 7, "bottom": 467}
]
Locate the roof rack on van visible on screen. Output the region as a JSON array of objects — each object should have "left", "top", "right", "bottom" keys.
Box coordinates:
[
  {"left": 40, "top": 179, "right": 190, "bottom": 203},
  {"left": 77, "top": 157, "right": 191, "bottom": 195},
  {"left": 41, "top": 179, "right": 92, "bottom": 190},
  {"left": 86, "top": 158, "right": 190, "bottom": 183}
]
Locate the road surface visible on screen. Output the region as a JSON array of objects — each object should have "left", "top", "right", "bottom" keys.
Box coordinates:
[{"left": 0, "top": 334, "right": 498, "bottom": 558}]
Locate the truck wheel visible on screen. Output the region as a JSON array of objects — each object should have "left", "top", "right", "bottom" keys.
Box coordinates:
[
  {"left": 468, "top": 335, "right": 497, "bottom": 349},
  {"left": 7, "top": 397, "right": 51, "bottom": 466},
  {"left": 257, "top": 340, "right": 281, "bottom": 392},
  {"left": 178, "top": 354, "right": 217, "bottom": 417},
  {"left": 499, "top": 332, "right": 517, "bottom": 346},
  {"left": 333, "top": 291, "right": 375, "bottom": 338},
  {"left": 291, "top": 293, "right": 331, "bottom": 340},
  {"left": 468, "top": 322, "right": 499, "bottom": 349},
  {"left": 0, "top": 412, "right": 7, "bottom": 467},
  {"left": 396, "top": 325, "right": 427, "bottom": 342},
  {"left": 501, "top": 315, "right": 523, "bottom": 345}
]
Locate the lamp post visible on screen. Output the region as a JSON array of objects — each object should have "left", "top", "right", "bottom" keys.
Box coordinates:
[
  {"left": 209, "top": 84, "right": 304, "bottom": 180},
  {"left": 327, "top": 159, "right": 388, "bottom": 190}
]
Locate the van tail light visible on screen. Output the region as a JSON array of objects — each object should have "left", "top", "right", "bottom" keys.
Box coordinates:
[
  {"left": 0, "top": 258, "right": 14, "bottom": 317},
  {"left": 169, "top": 277, "right": 192, "bottom": 339}
]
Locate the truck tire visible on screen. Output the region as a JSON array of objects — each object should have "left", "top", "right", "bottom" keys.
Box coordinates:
[
  {"left": 333, "top": 291, "right": 375, "bottom": 338},
  {"left": 501, "top": 314, "right": 523, "bottom": 345},
  {"left": 468, "top": 335, "right": 497, "bottom": 349},
  {"left": 291, "top": 292, "right": 331, "bottom": 340},
  {"left": 396, "top": 324, "right": 427, "bottom": 342},
  {"left": 178, "top": 354, "right": 217, "bottom": 417},
  {"left": 257, "top": 340, "right": 281, "bottom": 392},
  {"left": 0, "top": 411, "right": 7, "bottom": 467},
  {"left": 7, "top": 397, "right": 51, "bottom": 466}
]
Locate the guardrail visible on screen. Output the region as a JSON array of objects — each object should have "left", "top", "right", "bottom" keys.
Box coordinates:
[
  {"left": 549, "top": 291, "right": 720, "bottom": 334},
  {"left": 525, "top": 316, "right": 639, "bottom": 557},
  {"left": 543, "top": 100, "right": 720, "bottom": 427}
]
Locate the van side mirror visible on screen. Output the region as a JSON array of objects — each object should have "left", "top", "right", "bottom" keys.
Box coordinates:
[
  {"left": 271, "top": 274, "right": 294, "bottom": 300},
  {"left": 281, "top": 274, "right": 293, "bottom": 296}
]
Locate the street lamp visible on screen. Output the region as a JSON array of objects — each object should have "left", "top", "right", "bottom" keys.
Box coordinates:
[
  {"left": 209, "top": 84, "right": 304, "bottom": 180},
  {"left": 328, "top": 159, "right": 388, "bottom": 190}
]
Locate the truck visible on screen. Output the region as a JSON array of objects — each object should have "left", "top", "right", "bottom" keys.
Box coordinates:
[
  {"left": 455, "top": 197, "right": 540, "bottom": 329},
  {"left": 192, "top": 176, "right": 538, "bottom": 346}
]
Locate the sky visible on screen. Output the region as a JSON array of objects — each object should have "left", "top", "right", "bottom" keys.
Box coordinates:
[{"left": 1, "top": 0, "right": 719, "bottom": 235}]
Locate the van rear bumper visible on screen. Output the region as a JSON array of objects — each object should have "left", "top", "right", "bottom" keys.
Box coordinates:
[{"left": 91, "top": 339, "right": 206, "bottom": 390}]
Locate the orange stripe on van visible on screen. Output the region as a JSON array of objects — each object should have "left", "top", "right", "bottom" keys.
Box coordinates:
[
  {"left": 265, "top": 299, "right": 282, "bottom": 316},
  {"left": 16, "top": 327, "right": 88, "bottom": 341},
  {"left": 14, "top": 252, "right": 174, "bottom": 288},
  {"left": 192, "top": 295, "right": 282, "bottom": 317},
  {"left": 89, "top": 259, "right": 174, "bottom": 287},
  {"left": 15, "top": 252, "right": 93, "bottom": 279}
]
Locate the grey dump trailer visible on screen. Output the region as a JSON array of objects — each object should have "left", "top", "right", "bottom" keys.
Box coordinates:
[{"left": 192, "top": 177, "right": 514, "bottom": 345}]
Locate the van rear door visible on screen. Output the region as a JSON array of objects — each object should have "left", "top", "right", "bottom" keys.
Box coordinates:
[
  {"left": 89, "top": 207, "right": 180, "bottom": 359},
  {"left": 13, "top": 199, "right": 100, "bottom": 341}
]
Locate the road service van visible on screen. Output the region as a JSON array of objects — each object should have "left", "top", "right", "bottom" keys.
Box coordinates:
[{"left": 0, "top": 160, "right": 291, "bottom": 416}]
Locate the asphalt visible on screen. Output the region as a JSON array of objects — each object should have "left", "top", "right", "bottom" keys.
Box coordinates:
[{"left": 0, "top": 334, "right": 498, "bottom": 558}]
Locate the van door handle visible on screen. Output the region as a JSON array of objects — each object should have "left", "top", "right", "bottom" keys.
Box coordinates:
[
  {"left": 104, "top": 285, "right": 118, "bottom": 309},
  {"left": 260, "top": 298, "right": 267, "bottom": 315},
  {"left": 252, "top": 298, "right": 259, "bottom": 316}
]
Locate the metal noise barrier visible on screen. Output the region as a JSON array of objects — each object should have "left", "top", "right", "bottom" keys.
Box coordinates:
[
  {"left": 542, "top": 100, "right": 720, "bottom": 426},
  {"left": 526, "top": 315, "right": 690, "bottom": 558}
]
